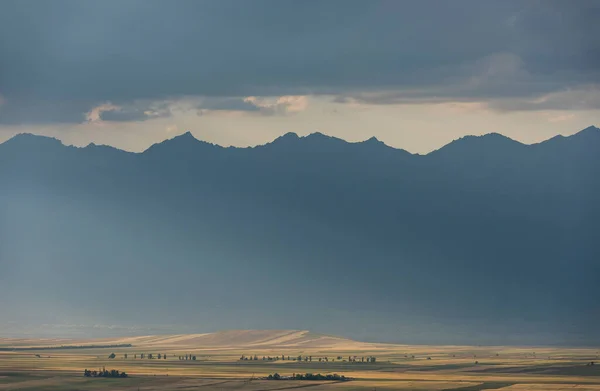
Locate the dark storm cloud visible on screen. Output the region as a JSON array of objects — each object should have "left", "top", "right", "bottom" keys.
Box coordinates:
[
  {"left": 0, "top": 99, "right": 90, "bottom": 124},
  {"left": 0, "top": 98, "right": 172, "bottom": 124},
  {"left": 0, "top": 0, "right": 598, "bottom": 124},
  {"left": 99, "top": 109, "right": 155, "bottom": 123}
]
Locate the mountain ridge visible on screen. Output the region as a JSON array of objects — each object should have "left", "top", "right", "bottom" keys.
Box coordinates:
[{"left": 1, "top": 126, "right": 597, "bottom": 158}]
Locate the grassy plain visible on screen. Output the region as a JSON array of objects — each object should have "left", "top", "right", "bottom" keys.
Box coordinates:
[{"left": 1, "top": 330, "right": 599, "bottom": 390}]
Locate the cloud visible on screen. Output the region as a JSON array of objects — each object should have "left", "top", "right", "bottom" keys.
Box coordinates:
[
  {"left": 0, "top": 99, "right": 90, "bottom": 124},
  {"left": 488, "top": 85, "right": 600, "bottom": 112},
  {"left": 195, "top": 97, "right": 262, "bottom": 115},
  {"left": 98, "top": 101, "right": 172, "bottom": 122},
  {"left": 86, "top": 103, "right": 120, "bottom": 122},
  {"left": 0, "top": 0, "right": 598, "bottom": 124},
  {"left": 242, "top": 96, "right": 308, "bottom": 115},
  {"left": 196, "top": 96, "right": 308, "bottom": 116},
  {"left": 332, "top": 52, "right": 600, "bottom": 112}
]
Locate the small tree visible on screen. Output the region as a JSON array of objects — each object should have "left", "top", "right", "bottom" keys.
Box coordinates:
[
  {"left": 192, "top": 355, "right": 196, "bottom": 360},
  {"left": 124, "top": 353, "right": 128, "bottom": 359}
]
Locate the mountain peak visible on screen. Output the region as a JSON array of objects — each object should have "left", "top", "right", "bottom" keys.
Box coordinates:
[
  {"left": 143, "top": 130, "right": 219, "bottom": 156},
  {"left": 304, "top": 132, "right": 346, "bottom": 144},
  {"left": 361, "top": 136, "right": 385, "bottom": 145},
  {"left": 1, "top": 132, "right": 64, "bottom": 150},
  {"left": 173, "top": 131, "right": 196, "bottom": 140},
  {"left": 538, "top": 126, "right": 599, "bottom": 147},
  {"left": 428, "top": 132, "right": 525, "bottom": 159},
  {"left": 574, "top": 125, "right": 599, "bottom": 138},
  {"left": 266, "top": 132, "right": 301, "bottom": 147},
  {"left": 448, "top": 132, "right": 521, "bottom": 146},
  {"left": 306, "top": 131, "right": 330, "bottom": 139},
  {"left": 276, "top": 132, "right": 300, "bottom": 140},
  {"left": 461, "top": 132, "right": 515, "bottom": 142}
]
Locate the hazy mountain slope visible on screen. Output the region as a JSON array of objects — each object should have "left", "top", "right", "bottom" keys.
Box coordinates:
[
  {"left": 0, "top": 330, "right": 385, "bottom": 350},
  {"left": 102, "top": 330, "right": 368, "bottom": 349},
  {"left": 0, "top": 127, "right": 598, "bottom": 345}
]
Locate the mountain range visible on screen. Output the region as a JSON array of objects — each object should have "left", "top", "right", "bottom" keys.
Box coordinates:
[{"left": 0, "top": 126, "right": 598, "bottom": 345}]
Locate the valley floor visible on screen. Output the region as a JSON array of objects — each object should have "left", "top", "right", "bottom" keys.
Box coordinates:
[{"left": 1, "top": 331, "right": 599, "bottom": 390}]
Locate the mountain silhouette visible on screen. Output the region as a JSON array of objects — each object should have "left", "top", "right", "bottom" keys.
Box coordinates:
[{"left": 0, "top": 127, "right": 598, "bottom": 345}]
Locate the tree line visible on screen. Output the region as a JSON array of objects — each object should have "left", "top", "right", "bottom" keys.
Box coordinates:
[
  {"left": 83, "top": 367, "right": 128, "bottom": 378},
  {"left": 240, "top": 354, "right": 376, "bottom": 363},
  {"left": 109, "top": 353, "right": 168, "bottom": 359},
  {"left": 265, "top": 373, "right": 349, "bottom": 381},
  {"left": 106, "top": 352, "right": 200, "bottom": 360}
]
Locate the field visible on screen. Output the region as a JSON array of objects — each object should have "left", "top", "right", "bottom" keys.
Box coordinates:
[{"left": 1, "top": 330, "right": 599, "bottom": 390}]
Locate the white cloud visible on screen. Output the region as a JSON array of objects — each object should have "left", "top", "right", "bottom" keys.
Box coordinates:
[
  {"left": 236, "top": 95, "right": 309, "bottom": 115},
  {"left": 86, "top": 102, "right": 120, "bottom": 123}
]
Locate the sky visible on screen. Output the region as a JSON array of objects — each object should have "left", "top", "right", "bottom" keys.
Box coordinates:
[{"left": 0, "top": 0, "right": 599, "bottom": 154}]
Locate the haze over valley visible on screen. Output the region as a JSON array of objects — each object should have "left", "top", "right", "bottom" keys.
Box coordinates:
[{"left": 1, "top": 126, "right": 598, "bottom": 345}]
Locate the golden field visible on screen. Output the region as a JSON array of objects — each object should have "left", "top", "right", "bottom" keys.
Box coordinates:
[{"left": 1, "top": 330, "right": 599, "bottom": 390}]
